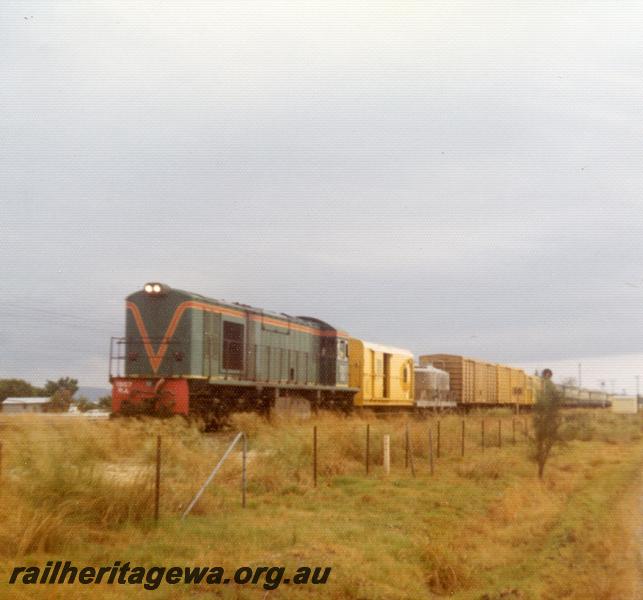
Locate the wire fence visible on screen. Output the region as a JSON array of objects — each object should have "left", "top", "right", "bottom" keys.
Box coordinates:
[
  {"left": 0, "top": 410, "right": 640, "bottom": 559},
  {"left": 0, "top": 413, "right": 538, "bottom": 527}
]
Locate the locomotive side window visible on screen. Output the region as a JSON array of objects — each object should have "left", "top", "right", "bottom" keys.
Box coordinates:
[
  {"left": 222, "top": 321, "right": 244, "bottom": 371},
  {"left": 337, "top": 339, "right": 348, "bottom": 360}
]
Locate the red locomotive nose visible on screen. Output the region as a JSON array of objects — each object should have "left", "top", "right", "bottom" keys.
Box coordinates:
[{"left": 111, "top": 378, "right": 189, "bottom": 415}]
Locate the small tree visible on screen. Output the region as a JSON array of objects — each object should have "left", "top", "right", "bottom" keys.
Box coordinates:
[
  {"left": 532, "top": 379, "right": 563, "bottom": 478},
  {"left": 43, "top": 377, "right": 79, "bottom": 398},
  {"left": 46, "top": 389, "right": 73, "bottom": 413},
  {"left": 97, "top": 395, "right": 112, "bottom": 411},
  {"left": 0, "top": 379, "right": 44, "bottom": 402},
  {"left": 75, "top": 396, "right": 97, "bottom": 412}
]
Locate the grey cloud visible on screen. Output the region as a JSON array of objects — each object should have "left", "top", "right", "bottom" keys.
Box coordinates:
[{"left": 2, "top": 1, "right": 643, "bottom": 387}]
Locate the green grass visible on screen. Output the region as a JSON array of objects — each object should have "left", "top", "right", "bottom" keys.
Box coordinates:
[{"left": 0, "top": 410, "right": 641, "bottom": 598}]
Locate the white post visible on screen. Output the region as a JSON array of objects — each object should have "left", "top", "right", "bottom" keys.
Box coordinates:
[
  {"left": 383, "top": 434, "right": 390, "bottom": 475},
  {"left": 241, "top": 433, "right": 247, "bottom": 508}
]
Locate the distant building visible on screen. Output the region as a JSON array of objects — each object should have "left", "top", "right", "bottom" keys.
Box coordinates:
[
  {"left": 1, "top": 397, "right": 50, "bottom": 414},
  {"left": 611, "top": 396, "right": 638, "bottom": 415}
]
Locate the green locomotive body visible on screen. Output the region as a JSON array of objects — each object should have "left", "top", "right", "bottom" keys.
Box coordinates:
[{"left": 110, "top": 283, "right": 354, "bottom": 424}]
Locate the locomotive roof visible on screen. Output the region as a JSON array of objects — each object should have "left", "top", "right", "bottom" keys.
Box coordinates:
[{"left": 129, "top": 285, "right": 344, "bottom": 332}]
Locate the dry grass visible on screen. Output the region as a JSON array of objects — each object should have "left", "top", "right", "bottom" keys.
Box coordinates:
[
  {"left": 421, "top": 544, "right": 473, "bottom": 595},
  {"left": 0, "top": 409, "right": 641, "bottom": 598}
]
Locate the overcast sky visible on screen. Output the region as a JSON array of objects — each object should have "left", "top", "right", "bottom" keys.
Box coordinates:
[{"left": 2, "top": 1, "right": 643, "bottom": 392}]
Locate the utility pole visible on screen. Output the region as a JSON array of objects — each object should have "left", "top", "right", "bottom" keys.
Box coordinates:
[
  {"left": 578, "top": 363, "right": 582, "bottom": 389},
  {"left": 636, "top": 375, "right": 640, "bottom": 404}
]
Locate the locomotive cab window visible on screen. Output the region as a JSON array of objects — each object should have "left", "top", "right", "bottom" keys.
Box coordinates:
[
  {"left": 337, "top": 339, "right": 348, "bottom": 360},
  {"left": 222, "top": 321, "right": 244, "bottom": 371}
]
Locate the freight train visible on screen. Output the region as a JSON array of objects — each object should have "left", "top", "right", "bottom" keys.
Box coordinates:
[{"left": 109, "top": 283, "right": 609, "bottom": 425}]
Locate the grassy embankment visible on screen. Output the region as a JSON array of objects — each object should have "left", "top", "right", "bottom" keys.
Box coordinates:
[{"left": 0, "top": 409, "right": 641, "bottom": 599}]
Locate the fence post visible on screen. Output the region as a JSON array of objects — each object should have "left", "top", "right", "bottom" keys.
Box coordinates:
[
  {"left": 512, "top": 418, "right": 516, "bottom": 445},
  {"left": 437, "top": 420, "right": 441, "bottom": 458},
  {"left": 154, "top": 435, "right": 161, "bottom": 522},
  {"left": 0, "top": 440, "right": 3, "bottom": 483},
  {"left": 365, "top": 424, "right": 370, "bottom": 475},
  {"left": 461, "top": 419, "right": 465, "bottom": 457},
  {"left": 498, "top": 419, "right": 502, "bottom": 448},
  {"left": 481, "top": 419, "right": 485, "bottom": 452},
  {"left": 313, "top": 426, "right": 318, "bottom": 488},
  {"left": 383, "top": 435, "right": 390, "bottom": 475},
  {"left": 405, "top": 424, "right": 410, "bottom": 469},
  {"left": 428, "top": 429, "right": 434, "bottom": 475},
  {"left": 408, "top": 428, "right": 416, "bottom": 477},
  {"left": 242, "top": 433, "right": 247, "bottom": 508}
]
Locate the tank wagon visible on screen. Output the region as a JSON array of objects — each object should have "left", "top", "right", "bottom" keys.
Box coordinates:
[
  {"left": 414, "top": 364, "right": 454, "bottom": 408},
  {"left": 110, "top": 283, "right": 357, "bottom": 425}
]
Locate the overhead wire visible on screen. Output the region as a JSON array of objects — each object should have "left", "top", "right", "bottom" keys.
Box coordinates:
[{"left": 0, "top": 298, "right": 119, "bottom": 328}]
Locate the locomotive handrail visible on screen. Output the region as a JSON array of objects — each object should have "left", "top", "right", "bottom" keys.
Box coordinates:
[{"left": 109, "top": 336, "right": 184, "bottom": 379}]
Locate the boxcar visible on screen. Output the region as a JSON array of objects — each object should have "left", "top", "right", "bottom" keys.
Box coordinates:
[
  {"left": 525, "top": 374, "right": 542, "bottom": 405},
  {"left": 348, "top": 339, "right": 415, "bottom": 407},
  {"left": 420, "top": 354, "right": 532, "bottom": 407},
  {"left": 496, "top": 365, "right": 512, "bottom": 404},
  {"left": 419, "top": 354, "right": 478, "bottom": 404},
  {"left": 510, "top": 368, "right": 527, "bottom": 405}
]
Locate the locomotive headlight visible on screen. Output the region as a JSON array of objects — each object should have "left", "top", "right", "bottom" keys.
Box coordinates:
[{"left": 144, "top": 282, "right": 169, "bottom": 296}]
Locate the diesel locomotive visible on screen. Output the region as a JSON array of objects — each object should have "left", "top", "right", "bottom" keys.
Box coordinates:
[{"left": 110, "top": 283, "right": 362, "bottom": 424}]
